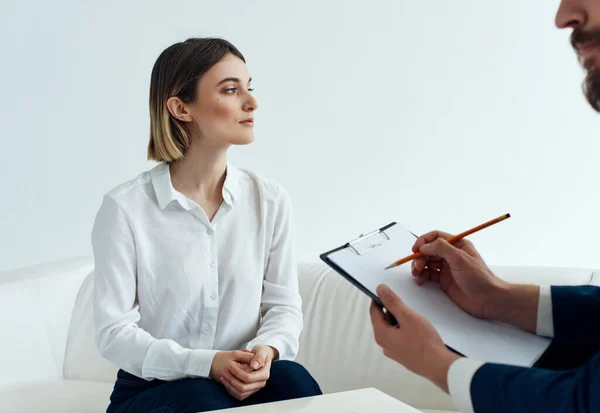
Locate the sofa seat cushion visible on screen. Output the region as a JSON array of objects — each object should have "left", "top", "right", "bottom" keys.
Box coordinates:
[{"left": 0, "top": 380, "right": 113, "bottom": 413}]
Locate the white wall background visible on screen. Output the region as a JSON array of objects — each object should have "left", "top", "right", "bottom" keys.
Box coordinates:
[{"left": 1, "top": 0, "right": 599, "bottom": 273}]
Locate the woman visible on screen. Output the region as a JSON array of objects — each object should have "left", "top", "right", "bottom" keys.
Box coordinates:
[{"left": 91, "top": 37, "right": 321, "bottom": 413}]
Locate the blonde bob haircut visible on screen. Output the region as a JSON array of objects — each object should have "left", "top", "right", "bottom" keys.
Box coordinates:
[{"left": 147, "top": 38, "right": 245, "bottom": 163}]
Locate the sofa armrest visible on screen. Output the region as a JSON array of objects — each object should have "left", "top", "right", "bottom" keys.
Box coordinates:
[
  {"left": 490, "top": 265, "right": 596, "bottom": 286},
  {"left": 0, "top": 257, "right": 93, "bottom": 386}
]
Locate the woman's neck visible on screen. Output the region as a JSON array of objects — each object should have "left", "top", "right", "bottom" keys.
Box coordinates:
[{"left": 169, "top": 140, "right": 228, "bottom": 203}]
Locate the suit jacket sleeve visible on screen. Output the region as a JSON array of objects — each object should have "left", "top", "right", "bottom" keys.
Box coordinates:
[
  {"left": 551, "top": 285, "right": 600, "bottom": 345},
  {"left": 448, "top": 285, "right": 600, "bottom": 412},
  {"left": 470, "top": 353, "right": 600, "bottom": 412}
]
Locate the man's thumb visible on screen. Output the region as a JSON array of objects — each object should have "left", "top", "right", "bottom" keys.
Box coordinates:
[{"left": 376, "top": 284, "right": 406, "bottom": 315}]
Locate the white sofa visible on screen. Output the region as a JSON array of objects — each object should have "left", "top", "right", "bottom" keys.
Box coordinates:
[{"left": 1, "top": 257, "right": 599, "bottom": 413}]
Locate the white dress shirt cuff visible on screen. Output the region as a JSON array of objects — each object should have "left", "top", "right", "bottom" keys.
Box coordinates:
[
  {"left": 447, "top": 358, "right": 485, "bottom": 413},
  {"left": 186, "top": 349, "right": 219, "bottom": 378},
  {"left": 536, "top": 285, "right": 554, "bottom": 338},
  {"left": 245, "top": 336, "right": 289, "bottom": 361}
]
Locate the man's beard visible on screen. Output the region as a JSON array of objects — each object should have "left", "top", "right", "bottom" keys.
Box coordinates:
[
  {"left": 572, "top": 28, "right": 600, "bottom": 112},
  {"left": 582, "top": 60, "right": 600, "bottom": 112}
]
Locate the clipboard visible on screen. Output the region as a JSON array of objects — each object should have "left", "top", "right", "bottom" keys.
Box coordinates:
[
  {"left": 320, "top": 221, "right": 552, "bottom": 367},
  {"left": 320, "top": 222, "right": 401, "bottom": 325}
]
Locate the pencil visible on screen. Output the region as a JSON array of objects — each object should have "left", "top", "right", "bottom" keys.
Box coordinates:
[{"left": 385, "top": 213, "right": 511, "bottom": 270}]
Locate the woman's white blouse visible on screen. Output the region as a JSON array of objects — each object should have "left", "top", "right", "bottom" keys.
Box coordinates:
[{"left": 91, "top": 162, "right": 302, "bottom": 380}]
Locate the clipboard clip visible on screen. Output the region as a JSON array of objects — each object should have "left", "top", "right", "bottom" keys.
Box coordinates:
[{"left": 347, "top": 228, "right": 391, "bottom": 255}]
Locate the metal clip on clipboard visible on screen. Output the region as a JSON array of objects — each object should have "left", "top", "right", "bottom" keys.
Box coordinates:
[{"left": 346, "top": 228, "right": 391, "bottom": 255}]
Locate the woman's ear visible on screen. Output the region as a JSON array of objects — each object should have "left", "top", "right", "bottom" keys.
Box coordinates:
[{"left": 166, "top": 97, "right": 193, "bottom": 122}]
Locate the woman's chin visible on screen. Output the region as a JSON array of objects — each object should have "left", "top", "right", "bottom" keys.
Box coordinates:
[{"left": 231, "top": 134, "right": 255, "bottom": 146}]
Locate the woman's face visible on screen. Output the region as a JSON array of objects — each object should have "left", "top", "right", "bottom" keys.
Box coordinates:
[{"left": 173, "top": 53, "right": 258, "bottom": 148}]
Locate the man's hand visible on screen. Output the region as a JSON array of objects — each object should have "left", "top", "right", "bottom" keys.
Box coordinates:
[
  {"left": 411, "top": 230, "right": 505, "bottom": 319},
  {"left": 220, "top": 345, "right": 278, "bottom": 400},
  {"left": 411, "top": 230, "right": 539, "bottom": 332},
  {"left": 370, "top": 284, "right": 460, "bottom": 393}
]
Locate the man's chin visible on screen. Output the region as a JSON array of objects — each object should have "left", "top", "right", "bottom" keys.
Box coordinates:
[{"left": 583, "top": 60, "right": 600, "bottom": 112}]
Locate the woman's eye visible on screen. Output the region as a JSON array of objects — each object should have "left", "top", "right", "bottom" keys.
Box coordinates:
[{"left": 224, "top": 87, "right": 253, "bottom": 94}]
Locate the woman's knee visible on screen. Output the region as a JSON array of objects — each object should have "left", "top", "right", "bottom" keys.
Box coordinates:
[
  {"left": 269, "top": 360, "right": 322, "bottom": 396},
  {"left": 270, "top": 360, "right": 308, "bottom": 375},
  {"left": 164, "top": 378, "right": 239, "bottom": 412}
]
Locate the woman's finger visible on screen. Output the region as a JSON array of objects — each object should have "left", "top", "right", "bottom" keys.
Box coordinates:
[{"left": 222, "top": 369, "right": 265, "bottom": 393}]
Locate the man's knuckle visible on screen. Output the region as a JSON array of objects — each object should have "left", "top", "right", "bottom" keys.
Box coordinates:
[{"left": 455, "top": 250, "right": 469, "bottom": 264}]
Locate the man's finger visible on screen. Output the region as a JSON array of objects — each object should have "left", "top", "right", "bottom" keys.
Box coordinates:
[
  {"left": 412, "top": 257, "right": 427, "bottom": 274},
  {"left": 369, "top": 301, "right": 394, "bottom": 348},
  {"left": 412, "top": 230, "right": 455, "bottom": 253},
  {"left": 376, "top": 284, "right": 407, "bottom": 319},
  {"left": 419, "top": 238, "right": 465, "bottom": 266},
  {"left": 427, "top": 259, "right": 443, "bottom": 272},
  {"left": 370, "top": 300, "right": 388, "bottom": 329},
  {"left": 415, "top": 267, "right": 435, "bottom": 285}
]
